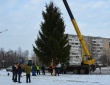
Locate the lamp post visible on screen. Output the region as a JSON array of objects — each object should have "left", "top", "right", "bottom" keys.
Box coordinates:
[{"left": 0, "top": 29, "right": 8, "bottom": 67}]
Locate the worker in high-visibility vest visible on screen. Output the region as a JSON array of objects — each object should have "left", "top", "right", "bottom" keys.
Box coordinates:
[{"left": 36, "top": 64, "right": 40, "bottom": 75}]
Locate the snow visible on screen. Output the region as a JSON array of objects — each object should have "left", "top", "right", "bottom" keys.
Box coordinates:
[{"left": 0, "top": 68, "right": 110, "bottom": 85}]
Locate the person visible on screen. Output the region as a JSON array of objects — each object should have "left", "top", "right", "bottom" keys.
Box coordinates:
[
  {"left": 57, "top": 63, "right": 61, "bottom": 74},
  {"left": 52, "top": 66, "right": 56, "bottom": 76},
  {"left": 12, "top": 63, "right": 16, "bottom": 81},
  {"left": 99, "top": 66, "right": 101, "bottom": 74},
  {"left": 41, "top": 65, "right": 45, "bottom": 75},
  {"left": 36, "top": 64, "right": 40, "bottom": 75},
  {"left": 54, "top": 66, "right": 59, "bottom": 76},
  {"left": 21, "top": 63, "right": 26, "bottom": 72},
  {"left": 49, "top": 65, "right": 53, "bottom": 75},
  {"left": 25, "top": 63, "right": 31, "bottom": 83},
  {"left": 14, "top": 63, "right": 18, "bottom": 82},
  {"left": 17, "top": 63, "right": 22, "bottom": 83},
  {"left": 32, "top": 63, "right": 36, "bottom": 76}
]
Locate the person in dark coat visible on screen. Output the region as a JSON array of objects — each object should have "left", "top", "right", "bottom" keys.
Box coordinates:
[
  {"left": 32, "top": 63, "right": 36, "bottom": 76},
  {"left": 54, "top": 66, "right": 59, "bottom": 76},
  {"left": 12, "top": 63, "right": 16, "bottom": 81},
  {"left": 25, "top": 63, "right": 31, "bottom": 83},
  {"left": 14, "top": 63, "right": 18, "bottom": 82},
  {"left": 41, "top": 65, "right": 45, "bottom": 75},
  {"left": 17, "top": 63, "right": 22, "bottom": 83}
]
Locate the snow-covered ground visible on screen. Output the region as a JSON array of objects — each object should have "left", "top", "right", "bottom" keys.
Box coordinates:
[{"left": 0, "top": 67, "right": 110, "bottom": 85}]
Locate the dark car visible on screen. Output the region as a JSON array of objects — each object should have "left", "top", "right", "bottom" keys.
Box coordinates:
[{"left": 6, "top": 66, "right": 12, "bottom": 72}]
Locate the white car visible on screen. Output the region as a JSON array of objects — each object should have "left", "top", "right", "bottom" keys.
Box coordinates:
[{"left": 6, "top": 66, "right": 12, "bottom": 72}]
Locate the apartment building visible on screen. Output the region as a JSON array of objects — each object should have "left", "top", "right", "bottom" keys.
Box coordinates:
[
  {"left": 68, "top": 34, "right": 110, "bottom": 64},
  {"left": 68, "top": 34, "right": 82, "bottom": 65}
]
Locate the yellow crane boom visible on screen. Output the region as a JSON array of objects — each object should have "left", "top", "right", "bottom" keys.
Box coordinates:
[{"left": 62, "top": 0, "right": 95, "bottom": 65}]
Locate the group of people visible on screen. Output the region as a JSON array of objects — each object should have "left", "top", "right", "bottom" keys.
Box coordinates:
[
  {"left": 48, "top": 63, "right": 68, "bottom": 76},
  {"left": 48, "top": 65, "right": 61, "bottom": 76},
  {"left": 32, "top": 64, "right": 61, "bottom": 76},
  {"left": 12, "top": 63, "right": 62, "bottom": 83},
  {"left": 31, "top": 63, "right": 46, "bottom": 76},
  {"left": 12, "top": 63, "right": 23, "bottom": 83},
  {"left": 12, "top": 63, "right": 46, "bottom": 83},
  {"left": 12, "top": 63, "right": 31, "bottom": 83}
]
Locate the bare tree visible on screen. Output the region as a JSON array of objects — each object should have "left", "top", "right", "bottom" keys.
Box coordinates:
[
  {"left": 99, "top": 54, "right": 107, "bottom": 66},
  {"left": 0, "top": 47, "right": 30, "bottom": 67},
  {"left": 98, "top": 48, "right": 110, "bottom": 66},
  {"left": 31, "top": 52, "right": 40, "bottom": 65},
  {"left": 0, "top": 48, "right": 5, "bottom": 67},
  {"left": 16, "top": 47, "right": 29, "bottom": 63}
]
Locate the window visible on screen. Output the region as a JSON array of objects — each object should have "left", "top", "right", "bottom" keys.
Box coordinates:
[
  {"left": 97, "top": 50, "right": 100, "bottom": 52},
  {"left": 76, "top": 56, "right": 79, "bottom": 58},
  {"left": 72, "top": 43, "right": 74, "bottom": 45},
  {"left": 92, "top": 41, "right": 96, "bottom": 43},
  {"left": 69, "top": 39, "right": 72, "bottom": 41},
  {"left": 75, "top": 43, "right": 78, "bottom": 45},
  {"left": 97, "top": 44, "right": 99, "bottom": 46}
]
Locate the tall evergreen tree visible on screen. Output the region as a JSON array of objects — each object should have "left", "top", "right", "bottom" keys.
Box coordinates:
[{"left": 33, "top": 2, "right": 71, "bottom": 66}]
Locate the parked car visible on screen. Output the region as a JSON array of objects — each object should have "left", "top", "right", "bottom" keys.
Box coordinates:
[{"left": 6, "top": 66, "right": 12, "bottom": 72}]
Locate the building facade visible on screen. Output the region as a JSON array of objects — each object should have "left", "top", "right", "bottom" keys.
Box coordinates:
[{"left": 68, "top": 34, "right": 110, "bottom": 64}]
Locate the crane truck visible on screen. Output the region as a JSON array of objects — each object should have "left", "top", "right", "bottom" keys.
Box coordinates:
[{"left": 62, "top": 0, "right": 96, "bottom": 74}]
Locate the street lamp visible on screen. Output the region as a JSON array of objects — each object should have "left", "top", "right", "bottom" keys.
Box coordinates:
[{"left": 0, "top": 29, "right": 7, "bottom": 67}]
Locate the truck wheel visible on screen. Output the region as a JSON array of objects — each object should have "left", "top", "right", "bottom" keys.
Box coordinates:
[
  {"left": 73, "top": 69, "right": 78, "bottom": 74},
  {"left": 79, "top": 69, "right": 85, "bottom": 74},
  {"left": 86, "top": 69, "right": 89, "bottom": 74}
]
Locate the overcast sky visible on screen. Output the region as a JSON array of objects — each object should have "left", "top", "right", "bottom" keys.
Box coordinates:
[{"left": 0, "top": 0, "right": 110, "bottom": 53}]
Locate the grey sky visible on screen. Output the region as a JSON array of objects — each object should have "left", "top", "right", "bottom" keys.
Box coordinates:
[{"left": 0, "top": 0, "right": 110, "bottom": 53}]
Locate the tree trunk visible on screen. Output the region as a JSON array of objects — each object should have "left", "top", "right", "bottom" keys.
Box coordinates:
[{"left": 52, "top": 58, "right": 56, "bottom": 76}]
